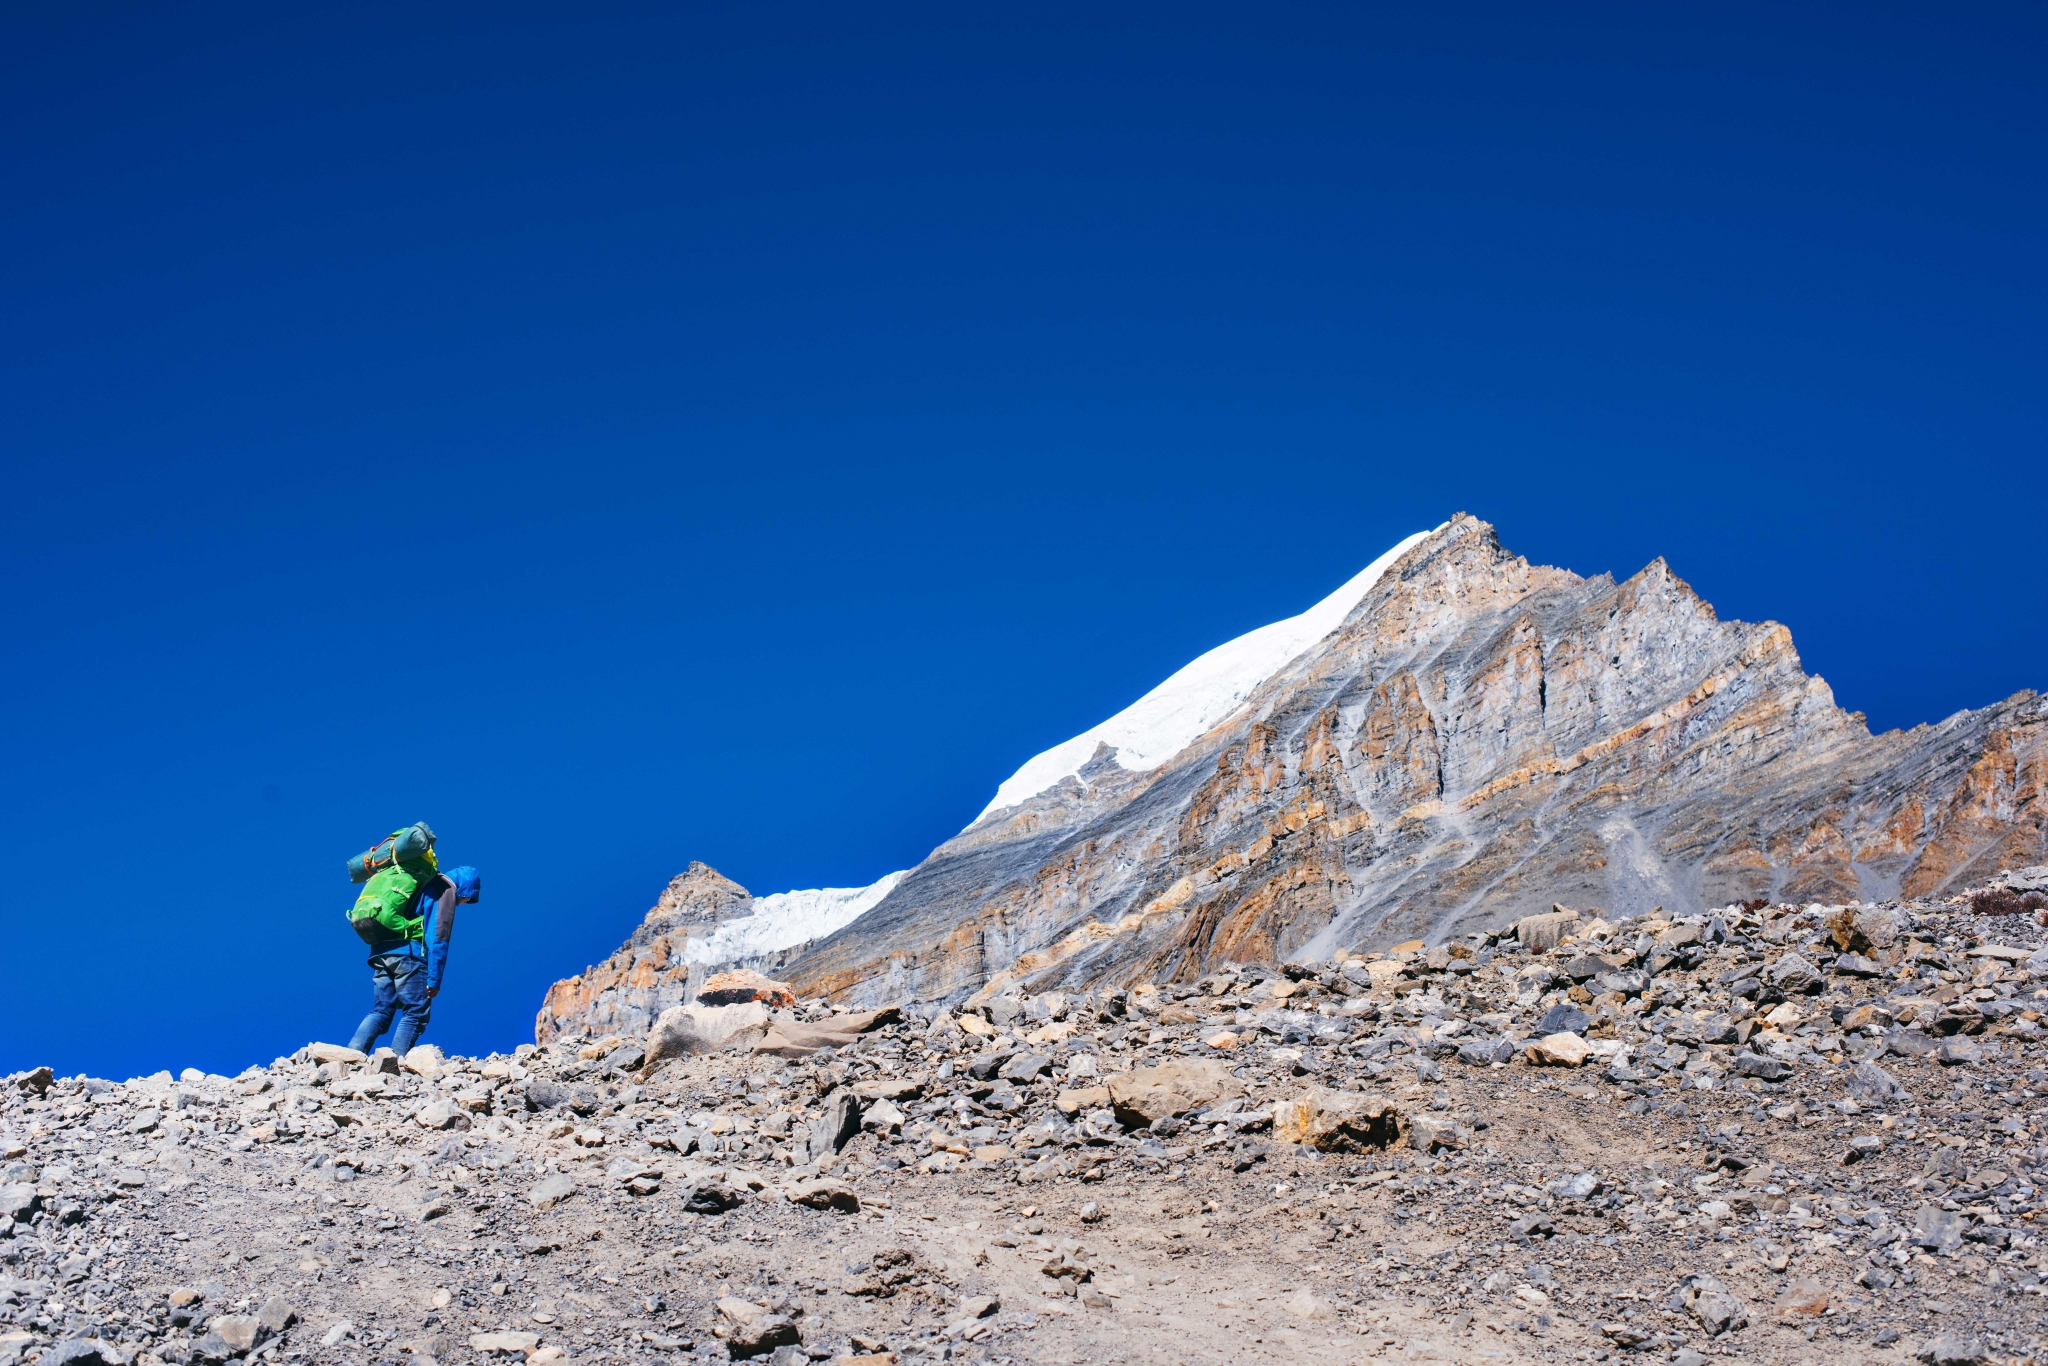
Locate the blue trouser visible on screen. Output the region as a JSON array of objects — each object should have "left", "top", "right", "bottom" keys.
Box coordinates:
[{"left": 348, "top": 952, "right": 432, "bottom": 1055}]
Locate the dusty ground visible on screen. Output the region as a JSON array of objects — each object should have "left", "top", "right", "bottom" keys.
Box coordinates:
[{"left": 6, "top": 887, "right": 2048, "bottom": 1366}]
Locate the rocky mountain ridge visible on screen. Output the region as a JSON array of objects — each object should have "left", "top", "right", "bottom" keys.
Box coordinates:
[
  {"left": 784, "top": 514, "right": 2047, "bottom": 1011},
  {"left": 545, "top": 514, "right": 2045, "bottom": 1036}
]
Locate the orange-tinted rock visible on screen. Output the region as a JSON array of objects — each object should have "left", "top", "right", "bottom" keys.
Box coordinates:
[{"left": 697, "top": 969, "right": 795, "bottom": 1008}]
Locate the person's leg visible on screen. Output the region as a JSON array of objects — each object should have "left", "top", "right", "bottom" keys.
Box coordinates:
[
  {"left": 389, "top": 956, "right": 433, "bottom": 1056},
  {"left": 348, "top": 957, "right": 399, "bottom": 1053}
]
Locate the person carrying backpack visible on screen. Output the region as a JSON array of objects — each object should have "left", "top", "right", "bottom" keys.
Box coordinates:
[{"left": 341, "top": 823, "right": 481, "bottom": 1055}]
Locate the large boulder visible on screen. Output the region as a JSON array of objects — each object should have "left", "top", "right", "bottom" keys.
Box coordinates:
[
  {"left": 696, "top": 969, "right": 796, "bottom": 1009},
  {"left": 1271, "top": 1088, "right": 1401, "bottom": 1150},
  {"left": 1105, "top": 1060, "right": 1246, "bottom": 1128},
  {"left": 751, "top": 1007, "right": 902, "bottom": 1058},
  {"left": 1828, "top": 904, "right": 1905, "bottom": 954},
  {"left": 1515, "top": 909, "right": 1580, "bottom": 953},
  {"left": 1769, "top": 953, "right": 1823, "bottom": 993},
  {"left": 644, "top": 1001, "right": 772, "bottom": 1063}
]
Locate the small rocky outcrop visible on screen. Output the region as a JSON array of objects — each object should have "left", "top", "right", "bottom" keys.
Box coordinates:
[{"left": 535, "top": 863, "right": 759, "bottom": 1045}]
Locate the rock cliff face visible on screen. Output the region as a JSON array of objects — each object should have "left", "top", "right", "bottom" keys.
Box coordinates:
[
  {"left": 780, "top": 514, "right": 2048, "bottom": 1006},
  {"left": 536, "top": 862, "right": 759, "bottom": 1044}
]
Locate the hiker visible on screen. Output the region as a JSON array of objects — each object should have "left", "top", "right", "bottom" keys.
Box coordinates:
[{"left": 346, "top": 861, "right": 481, "bottom": 1056}]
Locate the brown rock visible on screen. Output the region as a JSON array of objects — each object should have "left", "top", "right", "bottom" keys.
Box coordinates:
[
  {"left": 1774, "top": 1278, "right": 1830, "bottom": 1318},
  {"left": 697, "top": 969, "right": 796, "bottom": 1009},
  {"left": 1516, "top": 910, "right": 1582, "bottom": 953},
  {"left": 1272, "top": 1088, "right": 1401, "bottom": 1150},
  {"left": 1105, "top": 1060, "right": 1246, "bottom": 1127},
  {"left": 1522, "top": 1032, "right": 1593, "bottom": 1067},
  {"left": 1054, "top": 1087, "right": 1111, "bottom": 1116}
]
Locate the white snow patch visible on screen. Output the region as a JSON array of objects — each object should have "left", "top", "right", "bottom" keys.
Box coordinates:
[
  {"left": 974, "top": 527, "right": 1441, "bottom": 825},
  {"left": 680, "top": 870, "right": 908, "bottom": 965}
]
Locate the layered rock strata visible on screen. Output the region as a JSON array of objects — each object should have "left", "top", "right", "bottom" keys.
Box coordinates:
[{"left": 784, "top": 514, "right": 2046, "bottom": 1006}]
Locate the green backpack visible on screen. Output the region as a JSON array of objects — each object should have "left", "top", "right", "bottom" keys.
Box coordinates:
[{"left": 345, "top": 824, "right": 439, "bottom": 950}]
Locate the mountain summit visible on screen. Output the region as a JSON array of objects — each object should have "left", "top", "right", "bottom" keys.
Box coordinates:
[
  {"left": 779, "top": 513, "right": 2045, "bottom": 1006},
  {"left": 543, "top": 513, "right": 2045, "bottom": 1037}
]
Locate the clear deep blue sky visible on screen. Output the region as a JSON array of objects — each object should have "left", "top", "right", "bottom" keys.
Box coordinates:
[{"left": 4, "top": 4, "right": 2042, "bottom": 1080}]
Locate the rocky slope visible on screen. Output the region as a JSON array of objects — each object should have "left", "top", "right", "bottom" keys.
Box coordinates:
[
  {"left": 9, "top": 883, "right": 2048, "bottom": 1366},
  {"left": 775, "top": 513, "right": 2048, "bottom": 1009}
]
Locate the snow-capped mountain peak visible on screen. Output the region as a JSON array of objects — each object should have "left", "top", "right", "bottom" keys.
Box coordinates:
[{"left": 973, "top": 528, "right": 1441, "bottom": 823}]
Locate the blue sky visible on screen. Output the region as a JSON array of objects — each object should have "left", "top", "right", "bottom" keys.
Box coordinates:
[{"left": 3, "top": 4, "right": 2042, "bottom": 1080}]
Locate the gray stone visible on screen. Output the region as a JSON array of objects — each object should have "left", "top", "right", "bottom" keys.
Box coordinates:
[
  {"left": 1672, "top": 1351, "right": 1708, "bottom": 1366},
  {"left": 1731, "top": 1051, "right": 1792, "bottom": 1080},
  {"left": 413, "top": 1099, "right": 470, "bottom": 1131},
  {"left": 1545, "top": 1172, "right": 1601, "bottom": 1200},
  {"left": 34, "top": 1341, "right": 124, "bottom": 1366},
  {"left": 207, "top": 1316, "right": 265, "bottom": 1354},
  {"left": 805, "top": 1088, "right": 862, "bottom": 1162},
  {"left": 254, "top": 1300, "right": 296, "bottom": 1336},
  {"left": 1833, "top": 952, "right": 1883, "bottom": 976},
  {"left": 1843, "top": 1135, "right": 1884, "bottom": 1164},
  {"left": 1934, "top": 1003, "right": 1985, "bottom": 1037},
  {"left": 528, "top": 1174, "right": 576, "bottom": 1209},
  {"left": 1846, "top": 1060, "right": 1906, "bottom": 1106},
  {"left": 724, "top": 1312, "right": 799, "bottom": 1359},
  {"left": 1456, "top": 1037, "right": 1515, "bottom": 1066},
  {"left": 785, "top": 1177, "right": 860, "bottom": 1212},
  {"left": 861, "top": 1099, "right": 905, "bottom": 1135},
  {"left": 1677, "top": 1273, "right": 1747, "bottom": 1335},
  {"left": 998, "top": 1053, "right": 1053, "bottom": 1083},
  {"left": 1406, "top": 1114, "right": 1466, "bottom": 1152},
  {"left": 967, "top": 1052, "right": 1015, "bottom": 1082},
  {"left": 1769, "top": 954, "right": 1822, "bottom": 993},
  {"left": 681, "top": 1179, "right": 745, "bottom": 1215},
  {"left": 1592, "top": 971, "right": 1649, "bottom": 996},
  {"left": 1922, "top": 1147, "right": 1966, "bottom": 1182},
  {"left": 1887, "top": 1028, "right": 1940, "bottom": 1059},
  {"left": 0, "top": 1184, "right": 40, "bottom": 1222},
  {"left": 1937, "top": 1037, "right": 1983, "bottom": 1066},
  {"left": 1917, "top": 1334, "right": 1996, "bottom": 1366},
  {"left": 604, "top": 1157, "right": 661, "bottom": 1186},
  {"left": 524, "top": 1079, "right": 599, "bottom": 1114},
  {"left": 1534, "top": 1004, "right": 1591, "bottom": 1036},
  {"left": 1912, "top": 1204, "right": 1965, "bottom": 1253}
]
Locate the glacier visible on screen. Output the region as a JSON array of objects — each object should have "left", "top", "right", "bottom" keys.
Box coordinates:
[
  {"left": 973, "top": 527, "right": 1440, "bottom": 823},
  {"left": 680, "top": 870, "right": 909, "bottom": 965}
]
